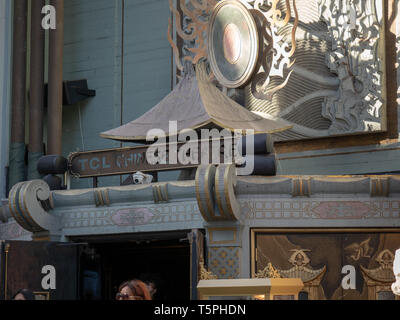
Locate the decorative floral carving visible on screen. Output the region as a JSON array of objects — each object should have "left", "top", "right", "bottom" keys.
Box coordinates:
[
  {"left": 318, "top": 0, "right": 384, "bottom": 134},
  {"left": 345, "top": 237, "right": 374, "bottom": 262},
  {"left": 168, "top": 0, "right": 298, "bottom": 96},
  {"left": 168, "top": 0, "right": 217, "bottom": 71},
  {"left": 200, "top": 258, "right": 218, "bottom": 280},
  {"left": 249, "top": 0, "right": 299, "bottom": 100}
]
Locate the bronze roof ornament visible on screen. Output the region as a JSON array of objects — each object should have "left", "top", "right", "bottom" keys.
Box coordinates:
[
  {"left": 100, "top": 0, "right": 296, "bottom": 143},
  {"left": 100, "top": 62, "right": 292, "bottom": 142}
]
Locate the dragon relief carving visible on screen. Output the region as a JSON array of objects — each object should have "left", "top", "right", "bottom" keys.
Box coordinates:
[
  {"left": 244, "top": 0, "right": 299, "bottom": 100},
  {"left": 319, "top": 0, "right": 385, "bottom": 134},
  {"left": 168, "top": 0, "right": 386, "bottom": 140}
]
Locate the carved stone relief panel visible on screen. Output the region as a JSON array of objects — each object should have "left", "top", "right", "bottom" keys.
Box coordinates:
[
  {"left": 246, "top": 0, "right": 386, "bottom": 141},
  {"left": 169, "top": 0, "right": 387, "bottom": 142}
]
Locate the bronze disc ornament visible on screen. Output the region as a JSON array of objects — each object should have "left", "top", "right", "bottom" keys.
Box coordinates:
[{"left": 207, "top": 0, "right": 259, "bottom": 88}]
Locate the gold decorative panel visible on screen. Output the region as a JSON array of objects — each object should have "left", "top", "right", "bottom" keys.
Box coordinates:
[{"left": 251, "top": 229, "right": 400, "bottom": 300}]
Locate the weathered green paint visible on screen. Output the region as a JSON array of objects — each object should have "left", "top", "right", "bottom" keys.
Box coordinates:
[
  {"left": 9, "top": 143, "right": 26, "bottom": 188},
  {"left": 27, "top": 151, "right": 43, "bottom": 180},
  {"left": 62, "top": 0, "right": 176, "bottom": 188}
]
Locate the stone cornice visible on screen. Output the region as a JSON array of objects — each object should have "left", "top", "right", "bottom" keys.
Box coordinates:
[
  {"left": 236, "top": 175, "right": 400, "bottom": 198},
  {"left": 1, "top": 173, "right": 400, "bottom": 237},
  {"left": 49, "top": 180, "right": 196, "bottom": 210}
]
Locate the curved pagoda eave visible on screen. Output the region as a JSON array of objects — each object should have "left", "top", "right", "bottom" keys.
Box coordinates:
[{"left": 100, "top": 62, "right": 292, "bottom": 143}]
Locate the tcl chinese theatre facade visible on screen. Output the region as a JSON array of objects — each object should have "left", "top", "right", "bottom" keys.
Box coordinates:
[{"left": 0, "top": 0, "right": 400, "bottom": 300}]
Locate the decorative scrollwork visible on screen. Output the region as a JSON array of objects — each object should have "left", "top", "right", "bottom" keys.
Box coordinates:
[
  {"left": 168, "top": 0, "right": 217, "bottom": 71},
  {"left": 200, "top": 258, "right": 218, "bottom": 280},
  {"left": 319, "top": 0, "right": 384, "bottom": 134},
  {"left": 250, "top": 0, "right": 299, "bottom": 100},
  {"left": 255, "top": 262, "right": 282, "bottom": 279},
  {"left": 8, "top": 180, "right": 60, "bottom": 234},
  {"left": 168, "top": 0, "right": 298, "bottom": 100}
]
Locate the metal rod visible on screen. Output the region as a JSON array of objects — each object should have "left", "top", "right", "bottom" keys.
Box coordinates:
[
  {"left": 4, "top": 243, "right": 10, "bottom": 300},
  {"left": 28, "top": 0, "right": 45, "bottom": 179},
  {"left": 93, "top": 177, "right": 98, "bottom": 188},
  {"left": 47, "top": 0, "right": 64, "bottom": 156},
  {"left": 9, "top": 0, "right": 28, "bottom": 187}
]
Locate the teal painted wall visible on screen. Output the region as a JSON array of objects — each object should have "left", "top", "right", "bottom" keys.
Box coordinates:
[
  {"left": 122, "top": 0, "right": 172, "bottom": 125},
  {"left": 59, "top": 0, "right": 400, "bottom": 186},
  {"left": 62, "top": 0, "right": 176, "bottom": 188}
]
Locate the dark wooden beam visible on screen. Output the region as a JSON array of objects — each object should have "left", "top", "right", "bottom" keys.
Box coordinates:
[
  {"left": 47, "top": 0, "right": 64, "bottom": 156},
  {"left": 28, "top": 0, "right": 46, "bottom": 179}
]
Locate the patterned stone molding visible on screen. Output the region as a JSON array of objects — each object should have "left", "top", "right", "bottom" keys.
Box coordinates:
[
  {"left": 3, "top": 178, "right": 203, "bottom": 238},
  {"left": 241, "top": 198, "right": 400, "bottom": 227},
  {"left": 60, "top": 201, "right": 203, "bottom": 236},
  {"left": 2, "top": 174, "right": 400, "bottom": 238},
  {"left": 0, "top": 219, "right": 31, "bottom": 240},
  {"left": 208, "top": 246, "right": 240, "bottom": 279}
]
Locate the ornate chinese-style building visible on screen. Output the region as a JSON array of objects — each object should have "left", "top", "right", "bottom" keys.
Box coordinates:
[{"left": 0, "top": 0, "right": 400, "bottom": 300}]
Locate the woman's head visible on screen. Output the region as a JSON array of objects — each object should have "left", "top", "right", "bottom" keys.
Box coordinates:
[
  {"left": 12, "top": 289, "right": 35, "bottom": 300},
  {"left": 116, "top": 279, "right": 152, "bottom": 300}
]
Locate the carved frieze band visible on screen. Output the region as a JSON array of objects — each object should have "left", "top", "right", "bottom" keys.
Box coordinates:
[
  {"left": 0, "top": 219, "right": 31, "bottom": 240},
  {"left": 61, "top": 202, "right": 202, "bottom": 230},
  {"left": 242, "top": 199, "right": 400, "bottom": 221}
]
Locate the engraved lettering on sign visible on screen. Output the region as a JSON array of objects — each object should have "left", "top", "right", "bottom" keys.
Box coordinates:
[
  {"left": 223, "top": 23, "right": 241, "bottom": 64},
  {"left": 102, "top": 157, "right": 111, "bottom": 169},
  {"left": 78, "top": 159, "right": 88, "bottom": 171},
  {"left": 89, "top": 157, "right": 100, "bottom": 170}
]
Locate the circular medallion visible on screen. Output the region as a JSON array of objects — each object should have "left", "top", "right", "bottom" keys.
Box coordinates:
[{"left": 208, "top": 0, "right": 259, "bottom": 88}]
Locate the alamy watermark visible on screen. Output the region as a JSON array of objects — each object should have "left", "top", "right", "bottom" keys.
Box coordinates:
[
  {"left": 145, "top": 121, "right": 255, "bottom": 175},
  {"left": 41, "top": 5, "right": 56, "bottom": 30}
]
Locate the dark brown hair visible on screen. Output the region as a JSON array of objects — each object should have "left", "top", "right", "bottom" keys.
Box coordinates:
[
  {"left": 12, "top": 289, "right": 35, "bottom": 300},
  {"left": 118, "top": 279, "right": 152, "bottom": 300}
]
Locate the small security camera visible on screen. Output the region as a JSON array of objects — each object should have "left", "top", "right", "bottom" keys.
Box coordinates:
[{"left": 132, "top": 172, "right": 153, "bottom": 185}]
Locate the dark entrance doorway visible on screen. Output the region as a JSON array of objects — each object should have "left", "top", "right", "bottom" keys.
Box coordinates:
[{"left": 73, "top": 231, "right": 194, "bottom": 300}]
